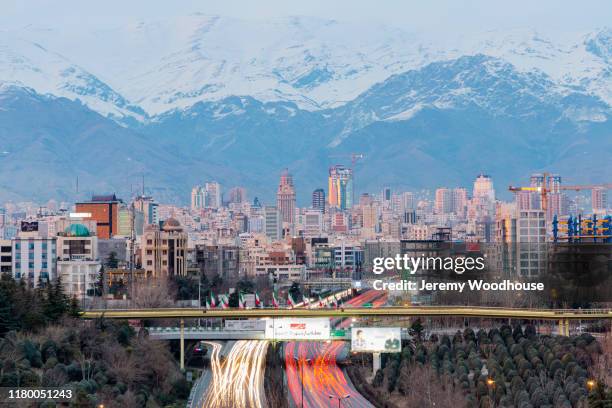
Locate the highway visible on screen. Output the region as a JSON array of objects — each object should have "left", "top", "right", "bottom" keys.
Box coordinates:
[
  {"left": 202, "top": 340, "right": 269, "bottom": 408},
  {"left": 285, "top": 290, "right": 386, "bottom": 408}
]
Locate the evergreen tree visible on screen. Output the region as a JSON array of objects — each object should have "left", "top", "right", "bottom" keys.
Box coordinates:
[
  {"left": 43, "top": 277, "right": 69, "bottom": 322},
  {"left": 68, "top": 296, "right": 81, "bottom": 318},
  {"left": 95, "top": 265, "right": 105, "bottom": 297},
  {"left": 105, "top": 251, "right": 119, "bottom": 268},
  {"left": 0, "top": 288, "right": 18, "bottom": 335}
]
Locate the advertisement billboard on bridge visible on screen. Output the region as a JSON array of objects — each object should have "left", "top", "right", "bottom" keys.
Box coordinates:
[
  {"left": 264, "top": 318, "right": 330, "bottom": 340},
  {"left": 351, "top": 327, "right": 401, "bottom": 353}
]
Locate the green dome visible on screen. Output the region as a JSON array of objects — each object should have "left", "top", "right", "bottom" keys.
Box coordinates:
[{"left": 65, "top": 223, "right": 90, "bottom": 237}]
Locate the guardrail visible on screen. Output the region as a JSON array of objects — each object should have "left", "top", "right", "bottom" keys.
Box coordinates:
[{"left": 80, "top": 306, "right": 612, "bottom": 320}]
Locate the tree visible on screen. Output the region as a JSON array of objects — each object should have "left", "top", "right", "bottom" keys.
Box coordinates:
[
  {"left": 68, "top": 296, "right": 81, "bottom": 318},
  {"left": 236, "top": 279, "right": 254, "bottom": 294},
  {"left": 95, "top": 265, "right": 105, "bottom": 297},
  {"left": 43, "top": 277, "right": 69, "bottom": 322},
  {"left": 409, "top": 318, "right": 425, "bottom": 341},
  {"left": 289, "top": 282, "right": 301, "bottom": 302},
  {"left": 105, "top": 251, "right": 119, "bottom": 269},
  {"left": 211, "top": 274, "right": 223, "bottom": 288}
]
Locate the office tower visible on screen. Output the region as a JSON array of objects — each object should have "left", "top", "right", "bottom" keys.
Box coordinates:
[
  {"left": 75, "top": 194, "right": 122, "bottom": 239},
  {"left": 473, "top": 174, "right": 495, "bottom": 202},
  {"left": 205, "top": 182, "right": 222, "bottom": 208},
  {"left": 382, "top": 187, "right": 391, "bottom": 202},
  {"left": 402, "top": 192, "right": 415, "bottom": 210},
  {"left": 134, "top": 195, "right": 159, "bottom": 225},
  {"left": 312, "top": 189, "right": 326, "bottom": 213},
  {"left": 276, "top": 169, "right": 296, "bottom": 224},
  {"left": 328, "top": 165, "right": 353, "bottom": 209},
  {"left": 228, "top": 187, "right": 247, "bottom": 204},
  {"left": 263, "top": 206, "right": 281, "bottom": 241},
  {"left": 434, "top": 188, "right": 452, "bottom": 214},
  {"left": 452, "top": 188, "right": 468, "bottom": 217},
  {"left": 191, "top": 186, "right": 205, "bottom": 210},
  {"left": 592, "top": 187, "right": 608, "bottom": 213}
]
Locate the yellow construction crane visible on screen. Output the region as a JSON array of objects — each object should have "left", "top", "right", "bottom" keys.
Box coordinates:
[{"left": 509, "top": 172, "right": 612, "bottom": 212}]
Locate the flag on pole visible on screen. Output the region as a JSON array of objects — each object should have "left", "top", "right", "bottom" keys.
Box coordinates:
[
  {"left": 302, "top": 294, "right": 310, "bottom": 307},
  {"left": 272, "top": 291, "right": 279, "bottom": 308},
  {"left": 210, "top": 292, "right": 217, "bottom": 308},
  {"left": 287, "top": 293, "right": 296, "bottom": 308},
  {"left": 205, "top": 298, "right": 211, "bottom": 310},
  {"left": 255, "top": 292, "right": 261, "bottom": 308},
  {"left": 318, "top": 295, "right": 324, "bottom": 308},
  {"left": 239, "top": 292, "right": 246, "bottom": 309}
]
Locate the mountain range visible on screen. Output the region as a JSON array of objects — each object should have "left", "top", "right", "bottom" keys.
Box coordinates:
[{"left": 0, "top": 15, "right": 610, "bottom": 204}]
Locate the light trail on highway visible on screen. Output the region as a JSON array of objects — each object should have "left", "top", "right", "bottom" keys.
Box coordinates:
[
  {"left": 285, "top": 290, "right": 386, "bottom": 408},
  {"left": 203, "top": 340, "right": 269, "bottom": 408}
]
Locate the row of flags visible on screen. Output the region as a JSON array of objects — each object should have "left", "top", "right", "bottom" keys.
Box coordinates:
[{"left": 203, "top": 291, "right": 344, "bottom": 310}]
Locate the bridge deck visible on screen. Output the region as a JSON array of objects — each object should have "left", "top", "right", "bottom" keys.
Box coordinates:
[{"left": 80, "top": 306, "right": 612, "bottom": 320}]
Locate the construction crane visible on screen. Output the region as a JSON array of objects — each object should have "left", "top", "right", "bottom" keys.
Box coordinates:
[
  {"left": 508, "top": 172, "right": 612, "bottom": 213},
  {"left": 328, "top": 153, "right": 365, "bottom": 207},
  {"left": 328, "top": 152, "right": 365, "bottom": 168}
]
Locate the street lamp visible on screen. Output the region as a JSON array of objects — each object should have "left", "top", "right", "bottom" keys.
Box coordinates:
[
  {"left": 587, "top": 379, "right": 596, "bottom": 391},
  {"left": 329, "top": 394, "right": 350, "bottom": 408},
  {"left": 292, "top": 356, "right": 311, "bottom": 408},
  {"left": 486, "top": 378, "right": 495, "bottom": 407}
]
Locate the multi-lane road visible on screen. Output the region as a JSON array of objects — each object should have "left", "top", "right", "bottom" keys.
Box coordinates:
[
  {"left": 202, "top": 340, "right": 269, "bottom": 408},
  {"left": 285, "top": 290, "right": 387, "bottom": 408}
]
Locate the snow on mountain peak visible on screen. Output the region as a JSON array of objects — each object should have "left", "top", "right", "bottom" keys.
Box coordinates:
[{"left": 2, "top": 18, "right": 611, "bottom": 120}]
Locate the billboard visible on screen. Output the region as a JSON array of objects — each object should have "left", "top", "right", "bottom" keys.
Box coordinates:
[
  {"left": 264, "top": 318, "right": 330, "bottom": 340},
  {"left": 224, "top": 319, "right": 266, "bottom": 331},
  {"left": 20, "top": 221, "right": 39, "bottom": 232},
  {"left": 351, "top": 327, "right": 401, "bottom": 353}
]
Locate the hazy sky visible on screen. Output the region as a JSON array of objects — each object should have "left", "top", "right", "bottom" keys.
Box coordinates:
[{"left": 2, "top": 0, "right": 611, "bottom": 33}]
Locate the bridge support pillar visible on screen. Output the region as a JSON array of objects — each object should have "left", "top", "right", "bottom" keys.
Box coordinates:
[
  {"left": 558, "top": 319, "right": 570, "bottom": 336},
  {"left": 372, "top": 352, "right": 381, "bottom": 378},
  {"left": 180, "top": 318, "right": 185, "bottom": 371}
]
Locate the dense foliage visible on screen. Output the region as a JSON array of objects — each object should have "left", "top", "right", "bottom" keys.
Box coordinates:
[
  {"left": 0, "top": 274, "right": 189, "bottom": 407},
  {"left": 362, "top": 323, "right": 608, "bottom": 408}
]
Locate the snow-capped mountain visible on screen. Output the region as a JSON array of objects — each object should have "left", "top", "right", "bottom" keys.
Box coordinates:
[
  {"left": 7, "top": 15, "right": 610, "bottom": 117},
  {"left": 0, "top": 33, "right": 145, "bottom": 122},
  {"left": 0, "top": 16, "right": 611, "bottom": 202}
]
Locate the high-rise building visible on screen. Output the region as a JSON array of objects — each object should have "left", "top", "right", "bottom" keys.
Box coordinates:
[
  {"left": 382, "top": 187, "right": 392, "bottom": 202},
  {"left": 473, "top": 174, "right": 495, "bottom": 202},
  {"left": 328, "top": 165, "right": 353, "bottom": 210},
  {"left": 402, "top": 192, "right": 415, "bottom": 210},
  {"left": 12, "top": 221, "right": 57, "bottom": 285},
  {"left": 134, "top": 195, "right": 159, "bottom": 225},
  {"left": 191, "top": 186, "right": 205, "bottom": 210},
  {"left": 312, "top": 189, "right": 326, "bottom": 213},
  {"left": 452, "top": 188, "right": 468, "bottom": 217},
  {"left": 592, "top": 187, "right": 608, "bottom": 213},
  {"left": 263, "top": 206, "right": 281, "bottom": 241},
  {"left": 228, "top": 187, "right": 247, "bottom": 204},
  {"left": 141, "top": 218, "right": 187, "bottom": 277},
  {"left": 205, "top": 182, "right": 222, "bottom": 208},
  {"left": 276, "top": 169, "right": 296, "bottom": 224},
  {"left": 75, "top": 194, "right": 122, "bottom": 239},
  {"left": 434, "top": 188, "right": 452, "bottom": 214}
]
